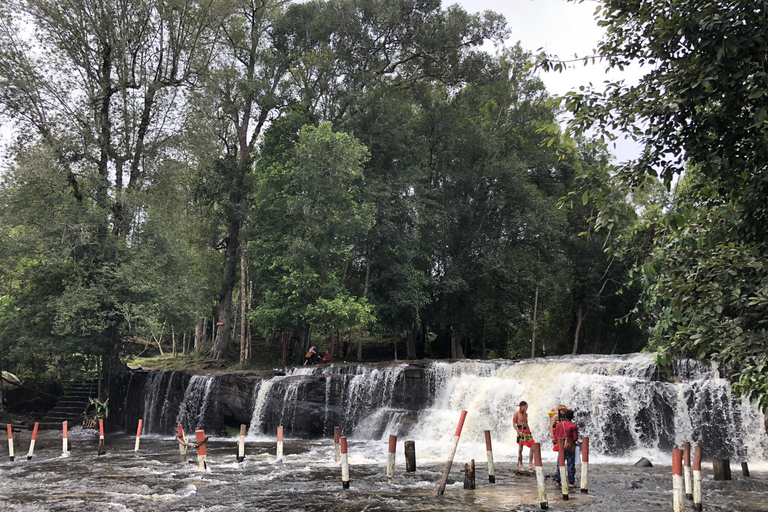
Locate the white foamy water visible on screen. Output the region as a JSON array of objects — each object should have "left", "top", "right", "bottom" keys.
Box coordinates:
[{"left": 404, "top": 354, "right": 768, "bottom": 466}]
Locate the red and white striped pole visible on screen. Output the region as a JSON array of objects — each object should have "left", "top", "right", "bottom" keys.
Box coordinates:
[
  {"left": 7, "top": 424, "right": 14, "bottom": 461},
  {"left": 533, "top": 442, "right": 548, "bottom": 510},
  {"left": 196, "top": 429, "right": 207, "bottom": 470},
  {"left": 558, "top": 437, "right": 568, "bottom": 500},
  {"left": 693, "top": 446, "right": 703, "bottom": 511},
  {"left": 134, "top": 419, "right": 142, "bottom": 452},
  {"left": 276, "top": 426, "right": 284, "bottom": 463},
  {"left": 386, "top": 435, "right": 397, "bottom": 481},
  {"left": 580, "top": 436, "right": 589, "bottom": 493},
  {"left": 672, "top": 448, "right": 684, "bottom": 512},
  {"left": 484, "top": 430, "right": 495, "bottom": 484},
  {"left": 334, "top": 426, "right": 341, "bottom": 462},
  {"left": 98, "top": 418, "right": 106, "bottom": 456},
  {"left": 62, "top": 421, "right": 69, "bottom": 456},
  {"left": 340, "top": 436, "right": 350, "bottom": 489},
  {"left": 27, "top": 422, "right": 39, "bottom": 460},
  {"left": 237, "top": 424, "right": 246, "bottom": 462},
  {"left": 178, "top": 424, "right": 187, "bottom": 459},
  {"left": 683, "top": 442, "right": 693, "bottom": 500},
  {"left": 437, "top": 410, "right": 468, "bottom": 497}
]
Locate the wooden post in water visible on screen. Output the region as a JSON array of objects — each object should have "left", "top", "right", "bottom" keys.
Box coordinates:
[
  {"left": 134, "top": 419, "right": 142, "bottom": 452},
  {"left": 672, "top": 448, "right": 684, "bottom": 512},
  {"left": 558, "top": 437, "right": 568, "bottom": 500},
  {"left": 340, "top": 436, "right": 350, "bottom": 489},
  {"left": 741, "top": 461, "right": 750, "bottom": 477},
  {"left": 334, "top": 426, "right": 341, "bottom": 462},
  {"left": 386, "top": 435, "right": 397, "bottom": 481},
  {"left": 437, "top": 410, "right": 468, "bottom": 496},
  {"left": 27, "top": 422, "right": 38, "bottom": 460},
  {"left": 7, "top": 424, "right": 14, "bottom": 461},
  {"left": 533, "top": 443, "right": 548, "bottom": 510},
  {"left": 177, "top": 425, "right": 188, "bottom": 460},
  {"left": 276, "top": 426, "right": 284, "bottom": 463},
  {"left": 713, "top": 458, "right": 731, "bottom": 480},
  {"left": 683, "top": 442, "right": 693, "bottom": 500},
  {"left": 580, "top": 436, "right": 589, "bottom": 493},
  {"left": 237, "top": 424, "right": 246, "bottom": 463},
  {"left": 404, "top": 441, "right": 416, "bottom": 472},
  {"left": 98, "top": 419, "right": 106, "bottom": 456},
  {"left": 196, "top": 429, "right": 207, "bottom": 470},
  {"left": 484, "top": 430, "right": 495, "bottom": 484},
  {"left": 693, "top": 446, "right": 703, "bottom": 512},
  {"left": 463, "top": 459, "right": 475, "bottom": 490},
  {"left": 62, "top": 421, "right": 69, "bottom": 457}
]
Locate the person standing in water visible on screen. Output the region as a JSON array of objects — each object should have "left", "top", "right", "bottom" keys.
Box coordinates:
[
  {"left": 513, "top": 401, "right": 535, "bottom": 472},
  {"left": 553, "top": 409, "right": 579, "bottom": 489},
  {"left": 549, "top": 405, "right": 568, "bottom": 450}
]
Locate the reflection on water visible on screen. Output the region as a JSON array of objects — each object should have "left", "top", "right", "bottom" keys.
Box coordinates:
[{"left": 1, "top": 431, "right": 767, "bottom": 511}]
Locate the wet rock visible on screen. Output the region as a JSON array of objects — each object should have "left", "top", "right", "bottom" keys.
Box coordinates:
[{"left": 634, "top": 458, "right": 653, "bottom": 467}]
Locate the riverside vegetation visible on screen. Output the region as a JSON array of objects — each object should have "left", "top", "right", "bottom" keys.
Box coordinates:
[{"left": 0, "top": 0, "right": 766, "bottom": 413}]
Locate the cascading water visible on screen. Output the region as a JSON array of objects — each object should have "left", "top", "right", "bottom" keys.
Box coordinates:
[
  {"left": 128, "top": 354, "right": 767, "bottom": 464},
  {"left": 245, "top": 364, "right": 410, "bottom": 438},
  {"left": 140, "top": 370, "right": 187, "bottom": 433},
  {"left": 407, "top": 354, "right": 768, "bottom": 464},
  {"left": 175, "top": 375, "right": 219, "bottom": 435}
]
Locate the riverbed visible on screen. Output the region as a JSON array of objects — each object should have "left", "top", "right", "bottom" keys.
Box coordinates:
[{"left": 1, "top": 430, "right": 766, "bottom": 511}]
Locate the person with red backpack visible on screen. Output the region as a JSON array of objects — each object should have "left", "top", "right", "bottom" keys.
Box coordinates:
[{"left": 553, "top": 409, "right": 579, "bottom": 489}]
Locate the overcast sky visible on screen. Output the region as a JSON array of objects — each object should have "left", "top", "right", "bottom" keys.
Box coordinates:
[{"left": 451, "top": 0, "right": 644, "bottom": 162}]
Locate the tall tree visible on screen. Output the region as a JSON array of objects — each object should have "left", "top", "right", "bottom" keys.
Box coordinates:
[
  {"left": 0, "top": 0, "right": 223, "bottom": 373},
  {"left": 249, "top": 122, "right": 375, "bottom": 345},
  {"left": 543, "top": 0, "right": 768, "bottom": 408}
]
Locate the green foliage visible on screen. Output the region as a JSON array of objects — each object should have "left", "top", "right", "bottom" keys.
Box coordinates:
[
  {"left": 0, "top": 0, "right": 656, "bottom": 382},
  {"left": 250, "top": 123, "right": 374, "bottom": 337},
  {"left": 541, "top": 0, "right": 768, "bottom": 408}
]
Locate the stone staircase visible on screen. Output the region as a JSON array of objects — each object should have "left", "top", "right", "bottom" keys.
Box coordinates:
[{"left": 37, "top": 380, "right": 98, "bottom": 430}]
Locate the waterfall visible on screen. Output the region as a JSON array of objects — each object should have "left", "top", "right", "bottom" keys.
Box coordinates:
[
  {"left": 408, "top": 354, "right": 768, "bottom": 462},
  {"left": 128, "top": 354, "right": 768, "bottom": 463},
  {"left": 176, "top": 375, "right": 218, "bottom": 435},
  {"left": 141, "top": 371, "right": 186, "bottom": 434},
  {"left": 245, "top": 364, "right": 410, "bottom": 437}
]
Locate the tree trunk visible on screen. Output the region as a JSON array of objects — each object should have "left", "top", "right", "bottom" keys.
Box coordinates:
[
  {"left": 481, "top": 321, "right": 486, "bottom": 360},
  {"left": 281, "top": 332, "right": 290, "bottom": 367},
  {"left": 194, "top": 320, "right": 203, "bottom": 352},
  {"left": 451, "top": 326, "right": 465, "bottom": 359},
  {"left": 231, "top": 299, "right": 239, "bottom": 345},
  {"left": 357, "top": 327, "right": 364, "bottom": 362},
  {"left": 406, "top": 326, "right": 417, "bottom": 360},
  {"left": 240, "top": 249, "right": 247, "bottom": 364},
  {"left": 172, "top": 327, "right": 176, "bottom": 357},
  {"left": 357, "top": 255, "right": 371, "bottom": 362},
  {"left": 304, "top": 325, "right": 312, "bottom": 353},
  {"left": 246, "top": 281, "right": 253, "bottom": 361},
  {"left": 530, "top": 283, "right": 539, "bottom": 359},
  {"left": 572, "top": 303, "right": 584, "bottom": 355}
]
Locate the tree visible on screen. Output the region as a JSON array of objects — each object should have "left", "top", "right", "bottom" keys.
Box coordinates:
[
  {"left": 249, "top": 122, "right": 375, "bottom": 347},
  {"left": 198, "top": 0, "right": 507, "bottom": 358},
  {"left": 543, "top": 0, "right": 768, "bottom": 408},
  {"left": 186, "top": 0, "right": 292, "bottom": 359}
]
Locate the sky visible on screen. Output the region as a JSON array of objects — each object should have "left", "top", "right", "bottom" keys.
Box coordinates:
[{"left": 451, "top": 0, "right": 644, "bottom": 162}]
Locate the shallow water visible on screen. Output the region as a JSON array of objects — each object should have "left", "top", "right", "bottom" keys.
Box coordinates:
[{"left": 1, "top": 430, "right": 767, "bottom": 511}]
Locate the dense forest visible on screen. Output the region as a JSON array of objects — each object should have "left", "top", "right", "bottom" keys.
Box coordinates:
[{"left": 0, "top": 0, "right": 765, "bottom": 409}]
